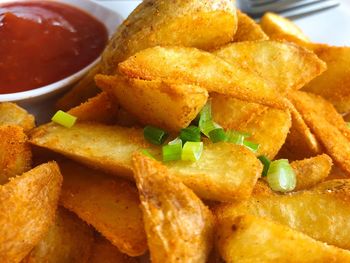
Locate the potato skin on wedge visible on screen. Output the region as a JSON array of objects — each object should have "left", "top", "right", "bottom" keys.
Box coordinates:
[
  {"left": 0, "top": 162, "right": 62, "bottom": 263},
  {"left": 216, "top": 215, "right": 350, "bottom": 263},
  {"left": 132, "top": 153, "right": 214, "bottom": 263}
]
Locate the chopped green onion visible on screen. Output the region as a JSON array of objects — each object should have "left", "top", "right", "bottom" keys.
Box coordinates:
[
  {"left": 258, "top": 155, "right": 271, "bottom": 177},
  {"left": 198, "top": 101, "right": 221, "bottom": 136},
  {"left": 226, "top": 131, "right": 245, "bottom": 145},
  {"left": 179, "top": 125, "right": 201, "bottom": 143},
  {"left": 199, "top": 101, "right": 212, "bottom": 124},
  {"left": 209, "top": 128, "right": 227, "bottom": 143},
  {"left": 200, "top": 120, "right": 221, "bottom": 137},
  {"left": 181, "top": 142, "right": 203, "bottom": 162},
  {"left": 140, "top": 149, "right": 156, "bottom": 159},
  {"left": 243, "top": 140, "right": 260, "bottom": 153},
  {"left": 228, "top": 130, "right": 252, "bottom": 139},
  {"left": 347, "top": 122, "right": 350, "bottom": 129},
  {"left": 143, "top": 126, "right": 168, "bottom": 145},
  {"left": 51, "top": 110, "right": 77, "bottom": 128},
  {"left": 162, "top": 139, "right": 182, "bottom": 162},
  {"left": 267, "top": 159, "right": 296, "bottom": 192}
]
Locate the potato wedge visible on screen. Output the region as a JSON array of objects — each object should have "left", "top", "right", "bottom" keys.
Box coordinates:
[
  {"left": 58, "top": 160, "right": 147, "bottom": 257},
  {"left": 118, "top": 46, "right": 286, "bottom": 108},
  {"left": 291, "top": 154, "right": 333, "bottom": 191},
  {"left": 23, "top": 207, "right": 94, "bottom": 263},
  {"left": 0, "top": 162, "right": 62, "bottom": 263},
  {"left": 260, "top": 12, "right": 310, "bottom": 46},
  {"left": 216, "top": 215, "right": 350, "bottom": 263},
  {"left": 289, "top": 91, "right": 350, "bottom": 175},
  {"left": 0, "top": 125, "right": 32, "bottom": 184},
  {"left": 0, "top": 102, "right": 35, "bottom": 132},
  {"left": 132, "top": 153, "right": 214, "bottom": 263},
  {"left": 30, "top": 123, "right": 262, "bottom": 201},
  {"left": 233, "top": 10, "right": 268, "bottom": 41},
  {"left": 59, "top": 0, "right": 237, "bottom": 109},
  {"left": 88, "top": 234, "right": 138, "bottom": 263},
  {"left": 214, "top": 40, "right": 326, "bottom": 91},
  {"left": 68, "top": 91, "right": 119, "bottom": 125},
  {"left": 95, "top": 74, "right": 208, "bottom": 131},
  {"left": 215, "top": 179, "right": 350, "bottom": 250}
]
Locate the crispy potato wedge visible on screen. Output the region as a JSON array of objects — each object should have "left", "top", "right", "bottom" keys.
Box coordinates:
[
  {"left": 239, "top": 107, "right": 291, "bottom": 159},
  {"left": 278, "top": 99, "right": 323, "bottom": 160},
  {"left": 215, "top": 179, "right": 350, "bottom": 250},
  {"left": 68, "top": 91, "right": 119, "bottom": 125},
  {"left": 0, "top": 162, "right": 62, "bottom": 263},
  {"left": 233, "top": 10, "right": 268, "bottom": 41},
  {"left": 303, "top": 45, "right": 350, "bottom": 113},
  {"left": 291, "top": 154, "right": 333, "bottom": 191},
  {"left": 0, "top": 125, "right": 32, "bottom": 184},
  {"left": 118, "top": 46, "right": 286, "bottom": 108},
  {"left": 95, "top": 74, "right": 208, "bottom": 131},
  {"left": 58, "top": 160, "right": 147, "bottom": 257},
  {"left": 59, "top": 0, "right": 237, "bottom": 109},
  {"left": 289, "top": 91, "right": 350, "bottom": 175},
  {"left": 30, "top": 123, "right": 262, "bottom": 201},
  {"left": 260, "top": 12, "right": 310, "bottom": 46},
  {"left": 214, "top": 40, "right": 326, "bottom": 91},
  {"left": 216, "top": 215, "right": 350, "bottom": 263},
  {"left": 132, "top": 153, "right": 214, "bottom": 263},
  {"left": 88, "top": 234, "right": 138, "bottom": 263},
  {"left": 24, "top": 207, "right": 94, "bottom": 263},
  {"left": 0, "top": 102, "right": 35, "bottom": 132}
]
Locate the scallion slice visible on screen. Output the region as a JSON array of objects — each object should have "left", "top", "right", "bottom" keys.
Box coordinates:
[
  {"left": 267, "top": 159, "right": 296, "bottom": 192},
  {"left": 347, "top": 122, "right": 350, "bottom": 129},
  {"left": 162, "top": 138, "right": 182, "bottom": 162},
  {"left": 179, "top": 125, "right": 201, "bottom": 143},
  {"left": 243, "top": 140, "right": 260, "bottom": 153},
  {"left": 143, "top": 126, "right": 168, "bottom": 145},
  {"left": 140, "top": 149, "right": 156, "bottom": 159},
  {"left": 258, "top": 155, "right": 271, "bottom": 177},
  {"left": 181, "top": 141, "right": 203, "bottom": 162},
  {"left": 209, "top": 128, "right": 227, "bottom": 143},
  {"left": 51, "top": 110, "right": 77, "bottom": 128},
  {"left": 226, "top": 131, "right": 245, "bottom": 145}
]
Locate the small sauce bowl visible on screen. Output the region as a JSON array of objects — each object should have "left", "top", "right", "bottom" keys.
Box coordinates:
[{"left": 0, "top": 0, "right": 122, "bottom": 104}]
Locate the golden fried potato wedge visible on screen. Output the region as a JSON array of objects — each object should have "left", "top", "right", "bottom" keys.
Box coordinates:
[
  {"left": 23, "top": 207, "right": 94, "bottom": 263},
  {"left": 95, "top": 74, "right": 208, "bottom": 131},
  {"left": 59, "top": 0, "right": 237, "bottom": 109},
  {"left": 260, "top": 12, "right": 310, "bottom": 46},
  {"left": 68, "top": 91, "right": 119, "bottom": 125},
  {"left": 289, "top": 91, "right": 350, "bottom": 175},
  {"left": 291, "top": 154, "right": 333, "bottom": 191},
  {"left": 58, "top": 160, "right": 147, "bottom": 257},
  {"left": 0, "top": 125, "right": 32, "bottom": 184},
  {"left": 215, "top": 179, "right": 350, "bottom": 250},
  {"left": 214, "top": 40, "right": 326, "bottom": 91},
  {"left": 239, "top": 107, "right": 291, "bottom": 159},
  {"left": 118, "top": 46, "right": 286, "bottom": 108},
  {"left": 132, "top": 153, "right": 214, "bottom": 263},
  {"left": 216, "top": 215, "right": 350, "bottom": 263},
  {"left": 0, "top": 102, "right": 35, "bottom": 132},
  {"left": 278, "top": 99, "right": 323, "bottom": 160},
  {"left": 88, "top": 234, "right": 138, "bottom": 263},
  {"left": 233, "top": 10, "right": 268, "bottom": 41},
  {"left": 303, "top": 45, "right": 350, "bottom": 113},
  {"left": 0, "top": 162, "right": 62, "bottom": 263},
  {"left": 30, "top": 123, "right": 262, "bottom": 201}
]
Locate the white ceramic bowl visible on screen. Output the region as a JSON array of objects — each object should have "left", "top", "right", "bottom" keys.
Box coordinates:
[{"left": 0, "top": 0, "right": 123, "bottom": 103}]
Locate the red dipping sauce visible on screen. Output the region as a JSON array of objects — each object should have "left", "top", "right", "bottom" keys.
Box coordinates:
[{"left": 0, "top": 1, "right": 108, "bottom": 94}]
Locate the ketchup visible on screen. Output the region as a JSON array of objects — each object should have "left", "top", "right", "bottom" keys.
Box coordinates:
[{"left": 0, "top": 1, "right": 108, "bottom": 94}]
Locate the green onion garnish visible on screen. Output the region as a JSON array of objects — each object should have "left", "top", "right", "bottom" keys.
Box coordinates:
[
  {"left": 226, "top": 131, "right": 245, "bottom": 145},
  {"left": 267, "top": 159, "right": 296, "bottom": 192},
  {"left": 143, "top": 126, "right": 168, "bottom": 145},
  {"left": 51, "top": 110, "right": 77, "bottom": 128},
  {"left": 258, "top": 155, "right": 271, "bottom": 177},
  {"left": 243, "top": 140, "right": 260, "bottom": 153},
  {"left": 179, "top": 125, "right": 201, "bottom": 143},
  {"left": 162, "top": 138, "right": 182, "bottom": 162},
  {"left": 209, "top": 128, "right": 227, "bottom": 143},
  {"left": 141, "top": 149, "right": 156, "bottom": 159},
  {"left": 199, "top": 120, "right": 221, "bottom": 137},
  {"left": 181, "top": 141, "right": 203, "bottom": 162},
  {"left": 347, "top": 122, "right": 350, "bottom": 129}
]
